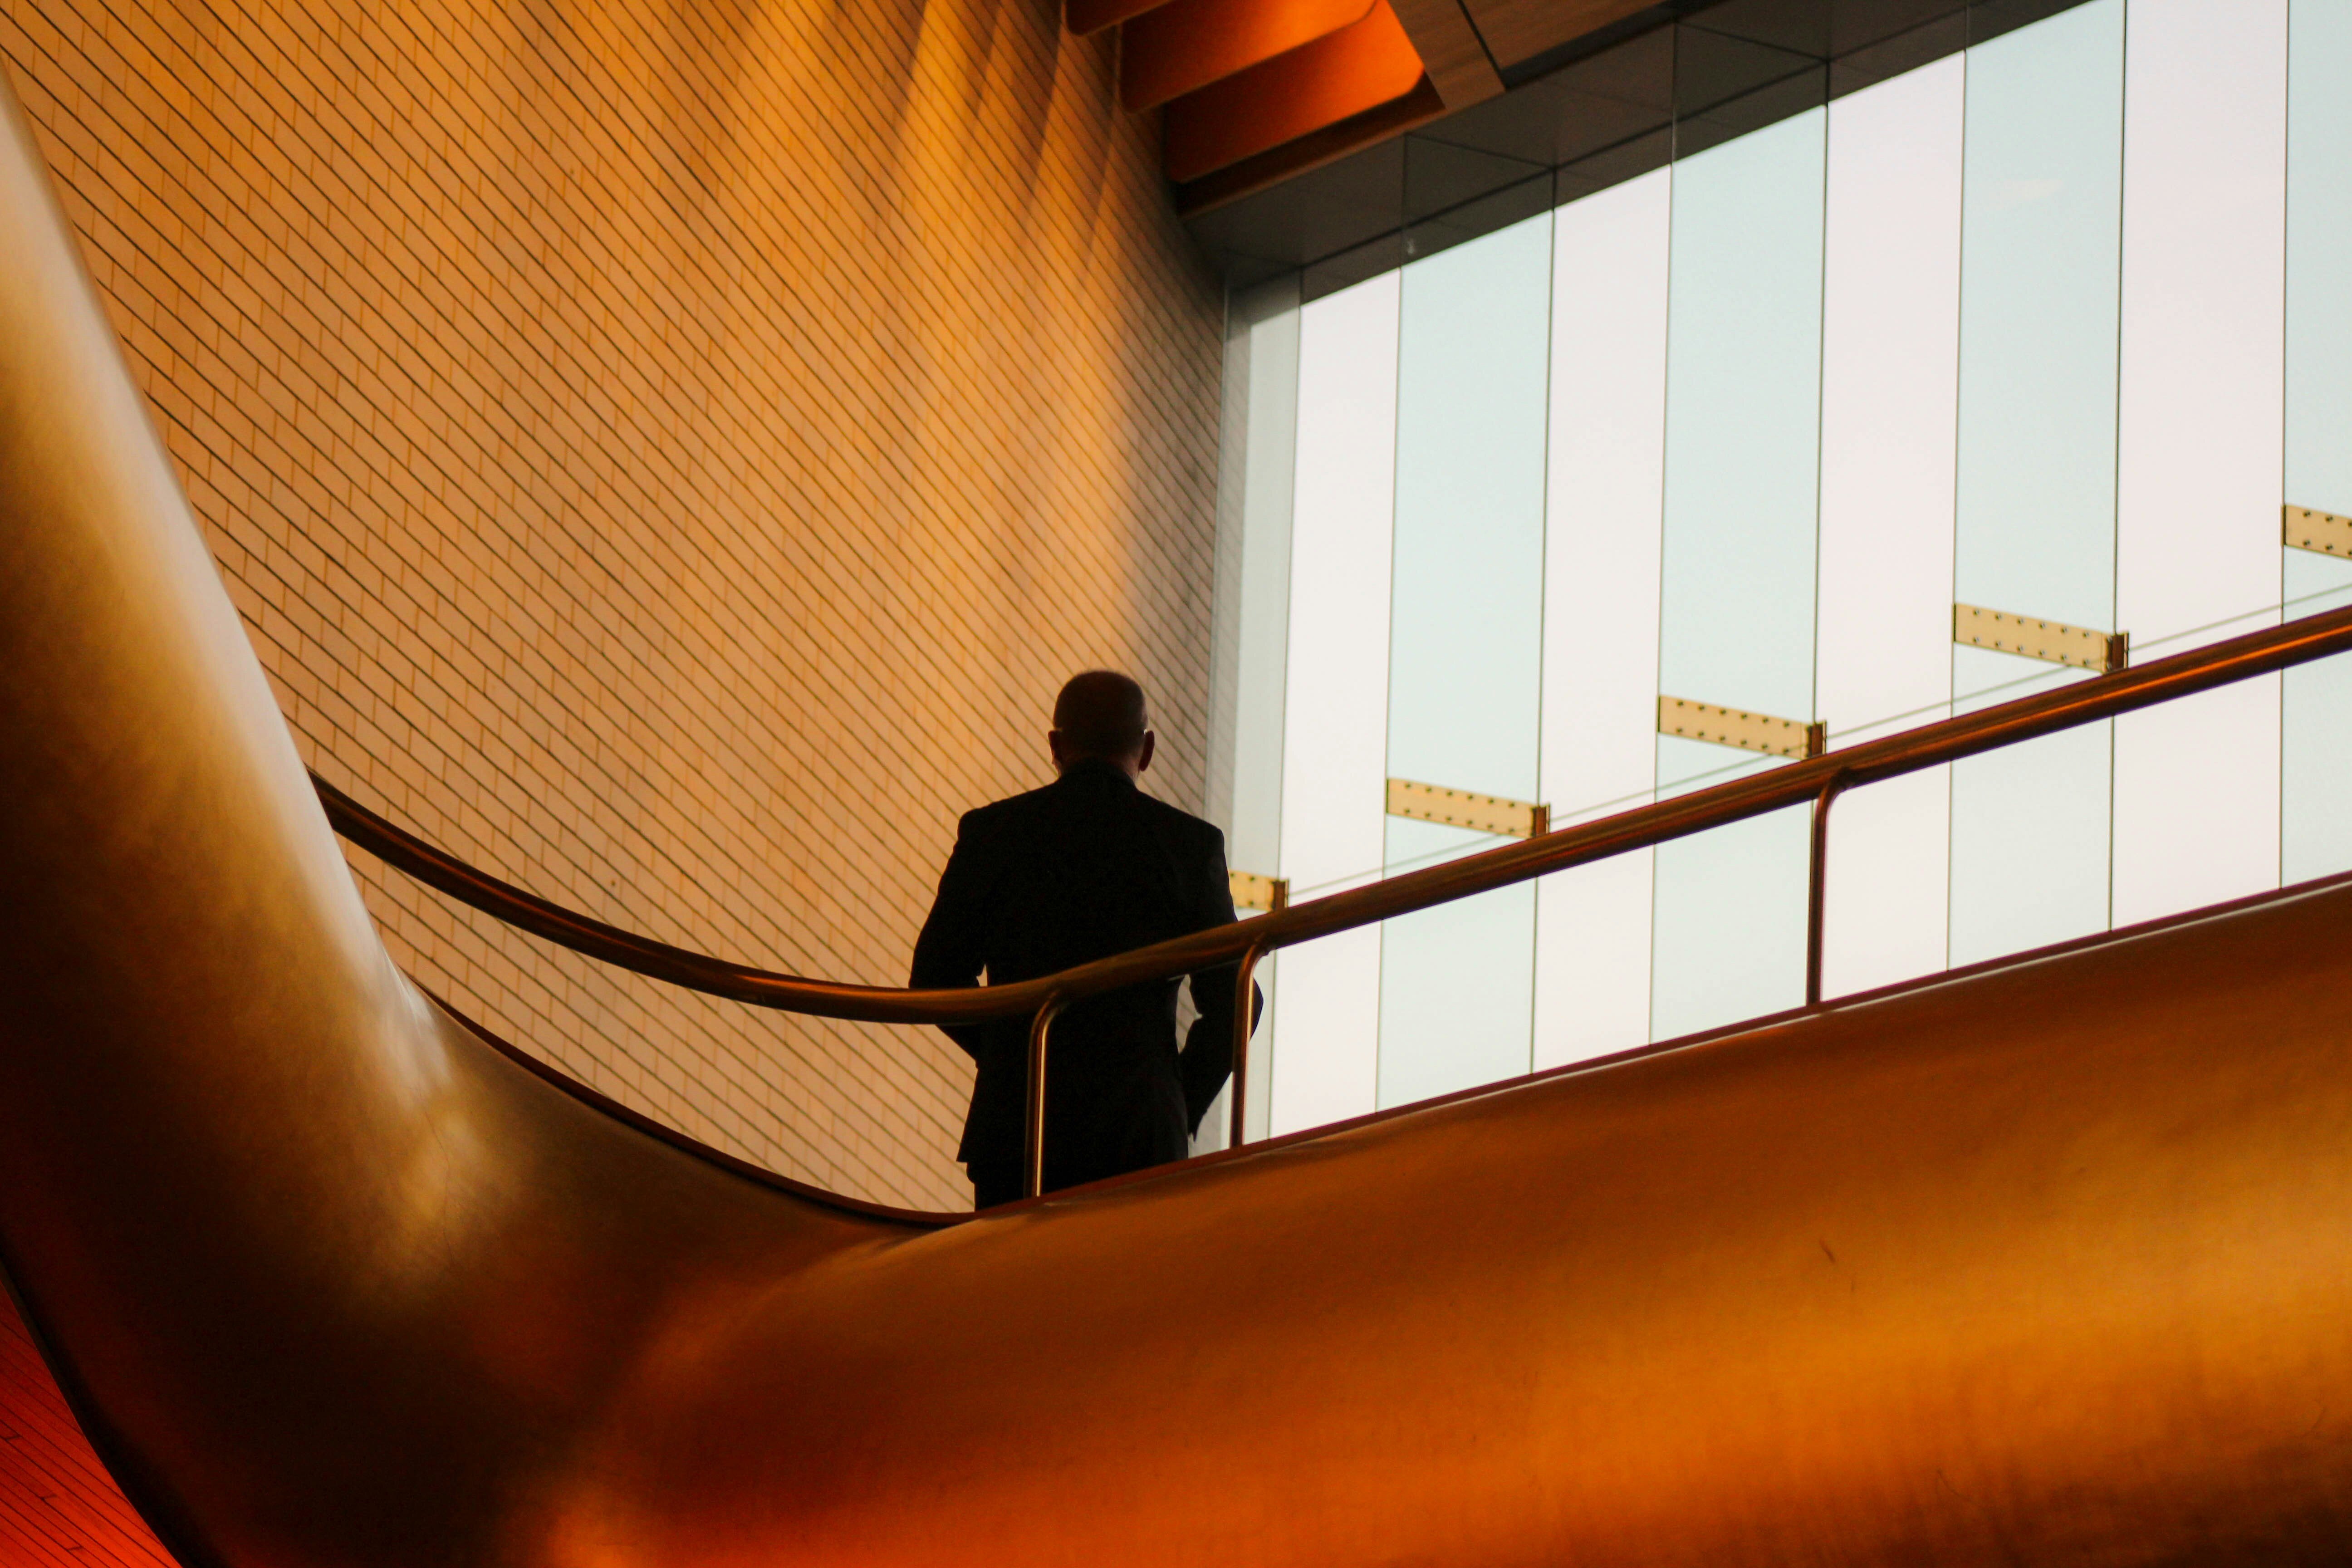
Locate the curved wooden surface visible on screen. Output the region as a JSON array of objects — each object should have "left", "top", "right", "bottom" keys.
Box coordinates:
[{"left": 9, "top": 54, "right": 2352, "bottom": 1568}]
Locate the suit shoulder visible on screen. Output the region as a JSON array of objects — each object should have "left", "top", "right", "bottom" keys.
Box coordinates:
[
  {"left": 1136, "top": 794, "right": 1225, "bottom": 857},
  {"left": 957, "top": 784, "right": 1055, "bottom": 839}
]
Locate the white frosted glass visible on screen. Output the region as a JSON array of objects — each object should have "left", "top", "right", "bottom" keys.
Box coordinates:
[
  {"left": 2115, "top": 0, "right": 2286, "bottom": 648},
  {"left": 1534, "top": 169, "right": 1670, "bottom": 1071},
  {"left": 1816, "top": 57, "right": 1964, "bottom": 996},
  {"left": 1386, "top": 211, "right": 1553, "bottom": 799},
  {"left": 1270, "top": 274, "right": 1399, "bottom": 1136},
  {"left": 1264, "top": 929, "right": 1381, "bottom": 1138},
  {"left": 1650, "top": 804, "right": 1811, "bottom": 1042},
  {"left": 1377, "top": 819, "right": 1537, "bottom": 1108},
  {"left": 2283, "top": 0, "right": 2352, "bottom": 885},
  {"left": 1953, "top": 0, "right": 2123, "bottom": 637},
  {"left": 2108, "top": 0, "right": 2287, "bottom": 927},
  {"left": 1534, "top": 855, "right": 1654, "bottom": 1069},
  {"left": 2284, "top": 652, "right": 2352, "bottom": 886},
  {"left": 2287, "top": 0, "right": 2352, "bottom": 522},
  {"left": 1950, "top": 1, "right": 2123, "bottom": 965},
  {"left": 1651, "top": 109, "right": 1824, "bottom": 1036},
  {"left": 1197, "top": 283, "right": 1299, "bottom": 1154},
  {"left": 1657, "top": 108, "right": 1826, "bottom": 732},
  {"left": 1949, "top": 650, "right": 2111, "bottom": 967},
  {"left": 1378, "top": 214, "right": 1553, "bottom": 1105},
  {"left": 2112, "top": 678, "right": 2281, "bottom": 926},
  {"left": 1822, "top": 768, "right": 1952, "bottom": 996},
  {"left": 1224, "top": 294, "right": 1302, "bottom": 877}
]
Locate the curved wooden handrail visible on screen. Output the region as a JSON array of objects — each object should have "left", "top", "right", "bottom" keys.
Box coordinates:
[{"left": 317, "top": 599, "right": 2352, "bottom": 1025}]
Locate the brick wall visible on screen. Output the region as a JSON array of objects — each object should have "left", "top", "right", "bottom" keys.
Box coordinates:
[{"left": 0, "top": 0, "right": 1225, "bottom": 1211}]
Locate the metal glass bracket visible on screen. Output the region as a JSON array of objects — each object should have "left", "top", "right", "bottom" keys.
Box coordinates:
[
  {"left": 2285, "top": 504, "right": 2352, "bottom": 560},
  {"left": 1657, "top": 696, "right": 1826, "bottom": 760},
  {"left": 1385, "top": 778, "right": 1551, "bottom": 838},
  {"left": 1229, "top": 870, "right": 1290, "bottom": 913},
  {"left": 1954, "top": 603, "right": 2129, "bottom": 674}
]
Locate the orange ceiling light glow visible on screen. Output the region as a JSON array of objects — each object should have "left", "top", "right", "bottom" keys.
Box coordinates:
[
  {"left": 1080, "top": 0, "right": 1433, "bottom": 187},
  {"left": 1122, "top": 0, "right": 1383, "bottom": 111},
  {"left": 1159, "top": 0, "right": 1428, "bottom": 182}
]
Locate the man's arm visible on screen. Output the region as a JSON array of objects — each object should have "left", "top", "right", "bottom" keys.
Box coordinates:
[
  {"left": 909, "top": 812, "right": 995, "bottom": 1059},
  {"left": 1176, "top": 831, "right": 1261, "bottom": 1135}
]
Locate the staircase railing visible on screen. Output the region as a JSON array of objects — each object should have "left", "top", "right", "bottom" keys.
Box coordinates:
[{"left": 317, "top": 601, "right": 2352, "bottom": 1200}]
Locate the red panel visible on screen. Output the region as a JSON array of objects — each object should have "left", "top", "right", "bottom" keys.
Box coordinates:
[
  {"left": 0, "top": 1292, "right": 179, "bottom": 1568},
  {"left": 1161, "top": 0, "right": 1427, "bottom": 183},
  {"left": 1122, "top": 0, "right": 1379, "bottom": 111}
]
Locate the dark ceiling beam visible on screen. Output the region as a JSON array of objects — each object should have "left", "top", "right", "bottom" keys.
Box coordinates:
[
  {"left": 1463, "top": 0, "right": 1665, "bottom": 72},
  {"left": 1066, "top": 0, "right": 1174, "bottom": 38},
  {"left": 1388, "top": 0, "right": 1505, "bottom": 106}
]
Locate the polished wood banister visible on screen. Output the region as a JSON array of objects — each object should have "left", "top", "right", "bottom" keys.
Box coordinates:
[
  {"left": 318, "top": 600, "right": 2352, "bottom": 1193},
  {"left": 318, "top": 602, "right": 2352, "bottom": 1024}
]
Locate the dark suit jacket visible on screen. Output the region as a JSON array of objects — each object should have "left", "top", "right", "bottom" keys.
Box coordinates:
[{"left": 909, "top": 760, "right": 1249, "bottom": 1189}]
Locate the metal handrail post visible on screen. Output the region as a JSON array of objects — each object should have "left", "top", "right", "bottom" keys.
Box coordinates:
[
  {"left": 1228, "top": 941, "right": 1265, "bottom": 1151},
  {"left": 1805, "top": 772, "right": 1850, "bottom": 1008},
  {"left": 1023, "top": 995, "right": 1066, "bottom": 1200}
]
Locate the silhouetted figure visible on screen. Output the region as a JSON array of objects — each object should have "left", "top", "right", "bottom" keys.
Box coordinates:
[{"left": 911, "top": 671, "right": 1254, "bottom": 1209}]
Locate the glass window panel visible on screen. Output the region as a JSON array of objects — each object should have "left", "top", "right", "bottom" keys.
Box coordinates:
[
  {"left": 1948, "top": 654, "right": 2111, "bottom": 967},
  {"left": 1953, "top": 0, "right": 2123, "bottom": 640},
  {"left": 1270, "top": 274, "right": 1400, "bottom": 1137},
  {"left": 2113, "top": 679, "right": 2281, "bottom": 923},
  {"left": 2283, "top": 0, "right": 2352, "bottom": 885},
  {"left": 1815, "top": 57, "right": 1964, "bottom": 997},
  {"left": 1949, "top": 0, "right": 2124, "bottom": 964},
  {"left": 1534, "top": 168, "right": 1671, "bottom": 1071},
  {"left": 1650, "top": 804, "right": 1812, "bottom": 1043},
  {"left": 1823, "top": 769, "right": 1952, "bottom": 995},
  {"left": 2286, "top": 0, "right": 2352, "bottom": 527},
  {"left": 1377, "top": 822, "right": 1539, "bottom": 1107},
  {"left": 2108, "top": 0, "right": 2285, "bottom": 929},
  {"left": 2114, "top": 0, "right": 2286, "bottom": 651},
  {"left": 1377, "top": 211, "right": 1553, "bottom": 1107},
  {"left": 1656, "top": 108, "right": 1825, "bottom": 731},
  {"left": 1215, "top": 282, "right": 1303, "bottom": 886},
  {"left": 2283, "top": 639, "right": 2352, "bottom": 887},
  {"left": 1651, "top": 107, "right": 1825, "bottom": 1037},
  {"left": 1199, "top": 281, "right": 1302, "bottom": 1152}
]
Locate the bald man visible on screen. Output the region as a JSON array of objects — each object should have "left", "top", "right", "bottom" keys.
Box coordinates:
[{"left": 911, "top": 671, "right": 1256, "bottom": 1209}]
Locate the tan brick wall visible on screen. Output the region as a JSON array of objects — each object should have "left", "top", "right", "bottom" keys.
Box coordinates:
[{"left": 1, "top": 0, "right": 1224, "bottom": 1211}]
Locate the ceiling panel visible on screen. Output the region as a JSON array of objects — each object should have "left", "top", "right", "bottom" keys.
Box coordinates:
[{"left": 1460, "top": 0, "right": 1661, "bottom": 73}]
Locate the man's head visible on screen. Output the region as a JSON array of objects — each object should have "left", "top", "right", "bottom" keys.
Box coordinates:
[{"left": 1049, "top": 670, "right": 1154, "bottom": 778}]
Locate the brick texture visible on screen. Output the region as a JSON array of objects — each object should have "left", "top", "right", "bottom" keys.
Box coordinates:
[
  {"left": 2, "top": 0, "right": 1225, "bottom": 1211},
  {"left": 1, "top": 1289, "right": 178, "bottom": 1568}
]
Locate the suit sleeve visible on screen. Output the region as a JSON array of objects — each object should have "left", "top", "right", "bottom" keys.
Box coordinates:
[
  {"left": 909, "top": 813, "right": 993, "bottom": 1059},
  {"left": 1176, "top": 829, "right": 1262, "bottom": 1135}
]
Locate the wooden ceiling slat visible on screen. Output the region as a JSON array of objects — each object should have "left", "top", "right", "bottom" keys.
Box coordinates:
[
  {"left": 1122, "top": 0, "right": 1379, "bottom": 111},
  {"left": 1162, "top": 0, "right": 1427, "bottom": 182}
]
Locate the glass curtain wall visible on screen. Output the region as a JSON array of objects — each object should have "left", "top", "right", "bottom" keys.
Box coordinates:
[
  {"left": 2109, "top": 0, "right": 2286, "bottom": 927},
  {"left": 1377, "top": 214, "right": 1553, "bottom": 1108},
  {"left": 2284, "top": 0, "right": 2352, "bottom": 885},
  {"left": 1649, "top": 108, "right": 1826, "bottom": 1042},
  {"left": 1814, "top": 54, "right": 1964, "bottom": 998},
  {"left": 1211, "top": 0, "right": 2347, "bottom": 1139},
  {"left": 1262, "top": 274, "right": 1401, "bottom": 1137},
  {"left": 1531, "top": 169, "right": 1670, "bottom": 1069},
  {"left": 1947, "top": 0, "right": 2124, "bottom": 966}
]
